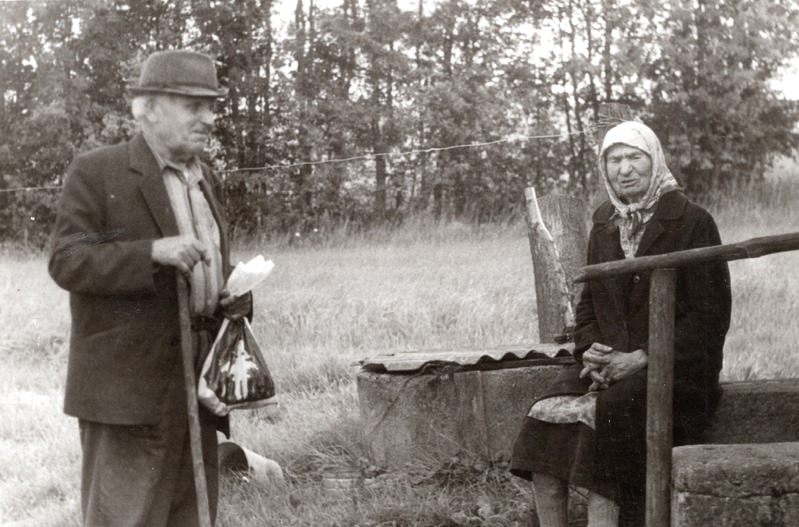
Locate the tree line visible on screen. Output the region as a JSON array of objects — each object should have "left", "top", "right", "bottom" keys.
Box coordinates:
[{"left": 1, "top": 0, "right": 797, "bottom": 246}]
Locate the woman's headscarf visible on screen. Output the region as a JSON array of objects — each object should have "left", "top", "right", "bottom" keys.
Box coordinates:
[{"left": 598, "top": 121, "right": 680, "bottom": 257}]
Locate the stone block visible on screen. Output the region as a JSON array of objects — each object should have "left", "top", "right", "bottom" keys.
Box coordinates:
[
  {"left": 706, "top": 380, "right": 799, "bottom": 444},
  {"left": 672, "top": 442, "right": 799, "bottom": 527},
  {"left": 357, "top": 364, "right": 567, "bottom": 468}
]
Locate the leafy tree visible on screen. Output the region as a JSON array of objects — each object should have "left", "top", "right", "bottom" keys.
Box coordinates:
[
  {"left": 646, "top": 0, "right": 799, "bottom": 192},
  {"left": 1, "top": 0, "right": 797, "bottom": 245}
]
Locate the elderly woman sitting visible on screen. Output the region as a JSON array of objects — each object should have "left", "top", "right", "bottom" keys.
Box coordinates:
[{"left": 510, "top": 121, "right": 732, "bottom": 527}]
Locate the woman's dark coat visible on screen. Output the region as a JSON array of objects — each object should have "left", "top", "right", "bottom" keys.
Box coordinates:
[{"left": 512, "top": 190, "right": 731, "bottom": 524}]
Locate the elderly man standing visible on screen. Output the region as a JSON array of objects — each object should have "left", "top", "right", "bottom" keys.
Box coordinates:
[{"left": 49, "top": 50, "right": 250, "bottom": 526}]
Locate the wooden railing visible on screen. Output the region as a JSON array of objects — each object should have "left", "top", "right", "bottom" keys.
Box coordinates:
[{"left": 573, "top": 232, "right": 799, "bottom": 527}]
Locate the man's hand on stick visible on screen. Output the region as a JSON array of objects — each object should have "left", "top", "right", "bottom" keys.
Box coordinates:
[{"left": 152, "top": 235, "right": 209, "bottom": 280}]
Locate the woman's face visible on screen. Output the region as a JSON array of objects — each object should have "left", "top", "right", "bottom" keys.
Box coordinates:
[{"left": 605, "top": 144, "right": 653, "bottom": 203}]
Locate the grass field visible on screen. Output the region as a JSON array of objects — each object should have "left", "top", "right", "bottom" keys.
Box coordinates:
[{"left": 2, "top": 162, "right": 799, "bottom": 526}]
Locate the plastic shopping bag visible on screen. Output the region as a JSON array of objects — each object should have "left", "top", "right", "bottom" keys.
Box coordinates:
[
  {"left": 198, "top": 254, "right": 277, "bottom": 416},
  {"left": 224, "top": 255, "right": 274, "bottom": 298},
  {"left": 198, "top": 317, "right": 276, "bottom": 416}
]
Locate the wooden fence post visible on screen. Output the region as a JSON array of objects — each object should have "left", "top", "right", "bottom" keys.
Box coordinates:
[
  {"left": 539, "top": 195, "right": 589, "bottom": 312},
  {"left": 646, "top": 268, "right": 676, "bottom": 527},
  {"left": 525, "top": 188, "right": 588, "bottom": 342}
]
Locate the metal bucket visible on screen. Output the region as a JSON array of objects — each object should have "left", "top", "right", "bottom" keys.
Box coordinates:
[{"left": 217, "top": 432, "right": 284, "bottom": 485}]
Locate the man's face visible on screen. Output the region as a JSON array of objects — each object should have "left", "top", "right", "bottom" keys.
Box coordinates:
[
  {"left": 149, "top": 95, "right": 216, "bottom": 161},
  {"left": 605, "top": 144, "right": 653, "bottom": 203}
]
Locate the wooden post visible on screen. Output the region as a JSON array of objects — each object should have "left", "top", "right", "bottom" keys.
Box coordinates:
[
  {"left": 525, "top": 188, "right": 586, "bottom": 342},
  {"left": 177, "top": 277, "right": 213, "bottom": 527},
  {"left": 646, "top": 268, "right": 676, "bottom": 527},
  {"left": 539, "top": 195, "right": 589, "bottom": 312}
]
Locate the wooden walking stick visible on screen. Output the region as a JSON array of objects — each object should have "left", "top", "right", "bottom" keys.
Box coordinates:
[{"left": 177, "top": 275, "right": 214, "bottom": 527}]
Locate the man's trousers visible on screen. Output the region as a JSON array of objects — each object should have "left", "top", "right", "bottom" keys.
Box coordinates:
[{"left": 78, "top": 359, "right": 219, "bottom": 527}]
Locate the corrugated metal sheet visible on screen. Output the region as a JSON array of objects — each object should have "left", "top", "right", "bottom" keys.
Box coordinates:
[{"left": 359, "top": 342, "right": 574, "bottom": 373}]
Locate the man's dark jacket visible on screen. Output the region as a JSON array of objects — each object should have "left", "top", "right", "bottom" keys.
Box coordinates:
[{"left": 49, "top": 133, "right": 234, "bottom": 427}]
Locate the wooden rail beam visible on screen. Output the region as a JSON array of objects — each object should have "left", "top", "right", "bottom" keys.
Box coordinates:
[{"left": 574, "top": 232, "right": 799, "bottom": 283}]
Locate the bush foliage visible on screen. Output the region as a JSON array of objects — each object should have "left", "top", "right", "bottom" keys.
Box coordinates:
[{"left": 1, "top": 0, "right": 798, "bottom": 246}]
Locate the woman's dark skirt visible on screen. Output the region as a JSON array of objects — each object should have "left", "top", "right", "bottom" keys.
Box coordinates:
[
  {"left": 509, "top": 417, "right": 623, "bottom": 504},
  {"left": 509, "top": 369, "right": 713, "bottom": 527},
  {"left": 509, "top": 369, "right": 654, "bottom": 527},
  {"left": 510, "top": 416, "right": 647, "bottom": 526}
]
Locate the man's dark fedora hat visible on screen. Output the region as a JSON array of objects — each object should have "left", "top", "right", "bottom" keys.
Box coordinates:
[{"left": 128, "top": 50, "right": 228, "bottom": 98}]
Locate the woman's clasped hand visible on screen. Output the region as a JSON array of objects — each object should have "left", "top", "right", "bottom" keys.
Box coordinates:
[{"left": 580, "top": 343, "right": 648, "bottom": 391}]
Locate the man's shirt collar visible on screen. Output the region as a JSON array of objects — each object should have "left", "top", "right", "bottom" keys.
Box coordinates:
[{"left": 141, "top": 132, "right": 203, "bottom": 186}]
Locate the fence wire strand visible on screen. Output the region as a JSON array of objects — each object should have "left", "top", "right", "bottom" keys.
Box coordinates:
[{"left": 1, "top": 126, "right": 597, "bottom": 193}]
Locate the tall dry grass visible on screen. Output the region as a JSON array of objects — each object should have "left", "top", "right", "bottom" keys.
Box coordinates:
[
  {"left": 1, "top": 157, "right": 798, "bottom": 526},
  {"left": 699, "top": 158, "right": 799, "bottom": 381}
]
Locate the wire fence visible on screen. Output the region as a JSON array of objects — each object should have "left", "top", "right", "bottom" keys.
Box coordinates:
[{"left": 0, "top": 126, "right": 598, "bottom": 194}]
